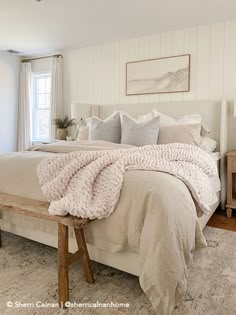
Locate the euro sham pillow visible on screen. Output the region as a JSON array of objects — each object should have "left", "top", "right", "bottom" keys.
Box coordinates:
[
  {"left": 88, "top": 112, "right": 121, "bottom": 143},
  {"left": 157, "top": 124, "right": 202, "bottom": 146},
  {"left": 115, "top": 109, "right": 159, "bottom": 123},
  {"left": 138, "top": 110, "right": 174, "bottom": 125},
  {"left": 121, "top": 114, "right": 160, "bottom": 146}
]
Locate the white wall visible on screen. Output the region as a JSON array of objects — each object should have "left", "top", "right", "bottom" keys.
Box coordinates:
[
  {"left": 0, "top": 52, "right": 20, "bottom": 152},
  {"left": 63, "top": 20, "right": 236, "bottom": 150},
  {"left": 30, "top": 57, "right": 52, "bottom": 74}
]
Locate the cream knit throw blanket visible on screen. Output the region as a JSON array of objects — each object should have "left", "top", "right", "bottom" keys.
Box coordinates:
[{"left": 37, "top": 143, "right": 217, "bottom": 219}]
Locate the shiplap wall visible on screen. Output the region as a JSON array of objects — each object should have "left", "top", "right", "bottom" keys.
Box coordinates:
[{"left": 63, "top": 20, "right": 236, "bottom": 149}]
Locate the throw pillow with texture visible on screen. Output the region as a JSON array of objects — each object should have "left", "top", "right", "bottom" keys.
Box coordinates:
[
  {"left": 121, "top": 114, "right": 160, "bottom": 146},
  {"left": 89, "top": 112, "right": 121, "bottom": 143}
]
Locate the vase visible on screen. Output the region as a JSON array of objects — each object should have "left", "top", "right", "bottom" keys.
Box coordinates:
[{"left": 56, "top": 128, "right": 67, "bottom": 140}]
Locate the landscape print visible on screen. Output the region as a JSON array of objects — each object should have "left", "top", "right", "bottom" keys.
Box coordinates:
[{"left": 126, "top": 54, "right": 190, "bottom": 95}]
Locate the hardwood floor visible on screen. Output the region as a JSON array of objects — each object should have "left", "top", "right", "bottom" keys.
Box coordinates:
[{"left": 207, "top": 209, "right": 236, "bottom": 232}]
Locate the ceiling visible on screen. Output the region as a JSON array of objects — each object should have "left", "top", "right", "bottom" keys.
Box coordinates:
[{"left": 0, "top": 0, "right": 236, "bottom": 56}]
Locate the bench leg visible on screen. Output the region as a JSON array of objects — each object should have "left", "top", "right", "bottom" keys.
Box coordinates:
[
  {"left": 74, "top": 228, "right": 94, "bottom": 284},
  {"left": 58, "top": 223, "right": 69, "bottom": 308},
  {"left": 0, "top": 226, "right": 2, "bottom": 248},
  {"left": 0, "top": 211, "right": 2, "bottom": 248},
  {"left": 226, "top": 208, "right": 232, "bottom": 218}
]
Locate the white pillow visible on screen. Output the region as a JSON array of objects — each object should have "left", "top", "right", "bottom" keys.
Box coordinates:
[
  {"left": 121, "top": 114, "right": 160, "bottom": 146},
  {"left": 200, "top": 137, "right": 217, "bottom": 152},
  {"left": 142, "top": 110, "right": 176, "bottom": 126},
  {"left": 88, "top": 112, "right": 121, "bottom": 143},
  {"left": 114, "top": 110, "right": 159, "bottom": 123},
  {"left": 177, "top": 114, "right": 201, "bottom": 125},
  {"left": 76, "top": 126, "right": 89, "bottom": 141},
  {"left": 139, "top": 109, "right": 208, "bottom": 134},
  {"left": 151, "top": 110, "right": 209, "bottom": 137},
  {"left": 177, "top": 114, "right": 209, "bottom": 137},
  {"left": 137, "top": 110, "right": 160, "bottom": 122}
]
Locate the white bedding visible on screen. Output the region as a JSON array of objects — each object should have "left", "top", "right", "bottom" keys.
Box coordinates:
[{"left": 0, "top": 141, "right": 220, "bottom": 314}]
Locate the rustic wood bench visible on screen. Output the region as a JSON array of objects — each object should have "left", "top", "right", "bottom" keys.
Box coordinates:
[{"left": 0, "top": 193, "right": 94, "bottom": 308}]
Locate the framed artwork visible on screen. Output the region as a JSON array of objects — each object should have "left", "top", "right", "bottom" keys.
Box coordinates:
[{"left": 126, "top": 54, "right": 190, "bottom": 95}]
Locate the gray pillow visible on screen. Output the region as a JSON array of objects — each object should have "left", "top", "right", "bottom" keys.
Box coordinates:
[
  {"left": 121, "top": 115, "right": 160, "bottom": 146},
  {"left": 89, "top": 112, "right": 121, "bottom": 143}
]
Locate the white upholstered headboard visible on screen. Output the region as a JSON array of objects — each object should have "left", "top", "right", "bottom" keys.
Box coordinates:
[{"left": 71, "top": 100, "right": 228, "bottom": 208}]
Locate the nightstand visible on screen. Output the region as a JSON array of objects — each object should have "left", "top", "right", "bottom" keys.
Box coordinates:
[{"left": 226, "top": 151, "right": 236, "bottom": 217}]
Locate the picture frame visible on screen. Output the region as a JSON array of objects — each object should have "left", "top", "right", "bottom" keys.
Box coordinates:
[{"left": 126, "top": 54, "right": 190, "bottom": 95}]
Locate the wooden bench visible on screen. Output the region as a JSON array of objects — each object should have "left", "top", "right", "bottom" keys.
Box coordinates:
[{"left": 0, "top": 193, "right": 94, "bottom": 308}]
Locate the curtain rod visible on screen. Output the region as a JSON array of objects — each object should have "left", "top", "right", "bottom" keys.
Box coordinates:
[{"left": 22, "top": 54, "right": 63, "bottom": 63}]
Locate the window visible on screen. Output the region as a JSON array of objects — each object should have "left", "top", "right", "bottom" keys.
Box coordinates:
[{"left": 32, "top": 74, "right": 51, "bottom": 141}]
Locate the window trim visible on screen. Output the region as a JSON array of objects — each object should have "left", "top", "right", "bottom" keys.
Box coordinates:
[{"left": 31, "top": 73, "right": 51, "bottom": 142}]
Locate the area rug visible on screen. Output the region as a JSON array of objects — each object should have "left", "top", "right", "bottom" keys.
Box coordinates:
[{"left": 0, "top": 227, "right": 235, "bottom": 315}]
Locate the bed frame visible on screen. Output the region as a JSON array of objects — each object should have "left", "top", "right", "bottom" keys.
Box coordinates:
[{"left": 1, "top": 100, "right": 229, "bottom": 277}]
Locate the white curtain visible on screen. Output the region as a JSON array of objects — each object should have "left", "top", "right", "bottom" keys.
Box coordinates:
[
  {"left": 50, "top": 56, "right": 63, "bottom": 140},
  {"left": 17, "top": 63, "right": 32, "bottom": 151}
]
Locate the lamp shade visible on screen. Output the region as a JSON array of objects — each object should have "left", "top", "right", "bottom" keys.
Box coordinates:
[{"left": 71, "top": 103, "right": 91, "bottom": 119}]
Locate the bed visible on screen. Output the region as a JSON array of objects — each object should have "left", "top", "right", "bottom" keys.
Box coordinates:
[{"left": 0, "top": 100, "right": 228, "bottom": 314}]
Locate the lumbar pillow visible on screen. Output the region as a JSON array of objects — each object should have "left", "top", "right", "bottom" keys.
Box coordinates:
[
  {"left": 121, "top": 114, "right": 160, "bottom": 146},
  {"left": 89, "top": 112, "right": 121, "bottom": 143},
  {"left": 157, "top": 123, "right": 202, "bottom": 146}
]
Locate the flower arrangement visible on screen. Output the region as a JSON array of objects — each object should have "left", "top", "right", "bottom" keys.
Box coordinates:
[
  {"left": 53, "top": 116, "right": 75, "bottom": 140},
  {"left": 53, "top": 116, "right": 75, "bottom": 129}
]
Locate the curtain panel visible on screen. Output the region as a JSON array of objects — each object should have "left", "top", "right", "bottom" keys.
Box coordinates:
[
  {"left": 17, "top": 62, "right": 32, "bottom": 151},
  {"left": 50, "top": 56, "right": 63, "bottom": 140}
]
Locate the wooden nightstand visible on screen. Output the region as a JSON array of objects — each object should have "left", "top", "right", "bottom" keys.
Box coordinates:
[{"left": 226, "top": 151, "right": 236, "bottom": 217}]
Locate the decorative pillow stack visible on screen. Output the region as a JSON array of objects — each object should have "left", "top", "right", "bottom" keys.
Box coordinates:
[{"left": 75, "top": 108, "right": 217, "bottom": 151}]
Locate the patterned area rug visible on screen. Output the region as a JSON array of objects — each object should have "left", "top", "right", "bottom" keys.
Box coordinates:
[{"left": 0, "top": 227, "right": 235, "bottom": 315}]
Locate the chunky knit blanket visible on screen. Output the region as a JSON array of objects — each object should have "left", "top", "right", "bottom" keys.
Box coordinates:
[{"left": 37, "top": 143, "right": 217, "bottom": 219}]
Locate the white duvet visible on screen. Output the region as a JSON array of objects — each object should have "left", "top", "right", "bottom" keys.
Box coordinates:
[{"left": 0, "top": 141, "right": 219, "bottom": 314}]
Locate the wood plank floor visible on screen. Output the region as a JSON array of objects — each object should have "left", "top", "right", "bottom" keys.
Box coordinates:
[{"left": 207, "top": 209, "right": 236, "bottom": 232}]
